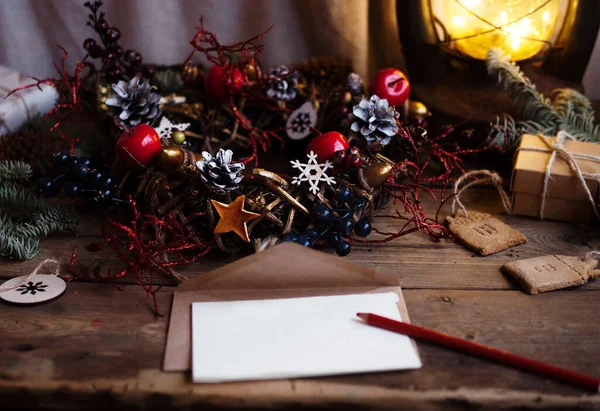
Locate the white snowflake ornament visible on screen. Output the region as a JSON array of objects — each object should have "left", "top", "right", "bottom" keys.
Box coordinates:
[
  {"left": 290, "top": 151, "right": 336, "bottom": 194},
  {"left": 155, "top": 116, "right": 191, "bottom": 145}
]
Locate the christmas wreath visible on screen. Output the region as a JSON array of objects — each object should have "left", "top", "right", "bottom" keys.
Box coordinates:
[{"left": 6, "top": 1, "right": 496, "bottom": 312}]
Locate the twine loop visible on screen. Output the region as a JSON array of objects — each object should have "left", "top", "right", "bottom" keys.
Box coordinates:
[
  {"left": 452, "top": 169, "right": 512, "bottom": 217},
  {"left": 0, "top": 258, "right": 59, "bottom": 293}
]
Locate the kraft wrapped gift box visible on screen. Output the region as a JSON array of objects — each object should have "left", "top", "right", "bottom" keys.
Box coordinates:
[
  {"left": 0, "top": 65, "right": 57, "bottom": 135},
  {"left": 510, "top": 134, "right": 600, "bottom": 224}
]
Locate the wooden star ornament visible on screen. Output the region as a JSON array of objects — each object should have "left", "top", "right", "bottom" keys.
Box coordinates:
[{"left": 211, "top": 195, "right": 260, "bottom": 243}]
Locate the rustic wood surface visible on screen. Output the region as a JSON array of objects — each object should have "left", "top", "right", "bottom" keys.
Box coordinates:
[{"left": 1, "top": 188, "right": 599, "bottom": 410}]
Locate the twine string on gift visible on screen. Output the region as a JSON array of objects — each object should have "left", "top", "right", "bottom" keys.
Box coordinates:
[
  {"left": 451, "top": 169, "right": 512, "bottom": 217},
  {"left": 582, "top": 251, "right": 600, "bottom": 261},
  {"left": 0, "top": 258, "right": 59, "bottom": 293},
  {"left": 517, "top": 131, "right": 600, "bottom": 220}
]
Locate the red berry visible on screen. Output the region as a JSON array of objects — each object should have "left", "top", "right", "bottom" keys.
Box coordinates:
[
  {"left": 88, "top": 44, "right": 103, "bottom": 59},
  {"left": 336, "top": 104, "right": 349, "bottom": 117},
  {"left": 83, "top": 38, "right": 97, "bottom": 51},
  {"left": 105, "top": 28, "right": 121, "bottom": 43},
  {"left": 306, "top": 132, "right": 350, "bottom": 162},
  {"left": 332, "top": 150, "right": 347, "bottom": 167},
  {"left": 115, "top": 124, "right": 162, "bottom": 169},
  {"left": 143, "top": 65, "right": 155, "bottom": 78},
  {"left": 204, "top": 64, "right": 245, "bottom": 102},
  {"left": 95, "top": 19, "right": 108, "bottom": 34},
  {"left": 345, "top": 154, "right": 362, "bottom": 168},
  {"left": 368, "top": 68, "right": 410, "bottom": 107}
]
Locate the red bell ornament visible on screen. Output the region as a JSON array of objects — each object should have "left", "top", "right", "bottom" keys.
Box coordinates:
[
  {"left": 306, "top": 132, "right": 350, "bottom": 162},
  {"left": 368, "top": 68, "right": 411, "bottom": 107},
  {"left": 116, "top": 124, "right": 162, "bottom": 169}
]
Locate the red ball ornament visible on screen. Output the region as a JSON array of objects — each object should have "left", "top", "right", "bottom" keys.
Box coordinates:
[
  {"left": 116, "top": 124, "right": 162, "bottom": 169},
  {"left": 345, "top": 153, "right": 362, "bottom": 168},
  {"left": 204, "top": 64, "right": 245, "bottom": 102},
  {"left": 368, "top": 68, "right": 410, "bottom": 107},
  {"left": 306, "top": 132, "right": 350, "bottom": 162}
]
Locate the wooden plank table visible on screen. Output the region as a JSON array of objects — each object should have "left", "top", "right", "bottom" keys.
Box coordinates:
[{"left": 1, "top": 188, "right": 599, "bottom": 410}]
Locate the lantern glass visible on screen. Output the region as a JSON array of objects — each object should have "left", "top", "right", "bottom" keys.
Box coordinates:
[{"left": 435, "top": 0, "right": 566, "bottom": 61}]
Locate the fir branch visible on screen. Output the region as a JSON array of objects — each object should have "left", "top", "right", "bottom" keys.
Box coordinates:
[
  {"left": 0, "top": 161, "right": 33, "bottom": 182},
  {"left": 486, "top": 48, "right": 600, "bottom": 147},
  {"left": 558, "top": 111, "right": 600, "bottom": 142},
  {"left": 0, "top": 216, "right": 40, "bottom": 260},
  {"left": 0, "top": 183, "right": 51, "bottom": 215},
  {"left": 0, "top": 160, "right": 83, "bottom": 260},
  {"left": 486, "top": 48, "right": 557, "bottom": 124},
  {"left": 552, "top": 88, "right": 595, "bottom": 119}
]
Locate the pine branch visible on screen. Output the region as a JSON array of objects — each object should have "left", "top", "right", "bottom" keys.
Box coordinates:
[
  {"left": 0, "top": 161, "right": 33, "bottom": 182},
  {"left": 0, "top": 216, "right": 40, "bottom": 260},
  {"left": 0, "top": 183, "right": 51, "bottom": 215},
  {"left": 486, "top": 48, "right": 600, "bottom": 147},
  {"left": 0, "top": 160, "right": 83, "bottom": 260},
  {"left": 552, "top": 88, "right": 595, "bottom": 119},
  {"left": 558, "top": 111, "right": 600, "bottom": 142},
  {"left": 486, "top": 48, "right": 557, "bottom": 124}
]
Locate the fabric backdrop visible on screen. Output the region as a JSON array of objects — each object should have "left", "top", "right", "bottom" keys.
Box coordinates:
[
  {"left": 0, "top": 0, "right": 597, "bottom": 97},
  {"left": 0, "top": 0, "right": 403, "bottom": 81}
]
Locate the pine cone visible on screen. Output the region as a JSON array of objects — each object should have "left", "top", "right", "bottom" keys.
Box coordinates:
[
  {"left": 0, "top": 131, "right": 61, "bottom": 177},
  {"left": 105, "top": 77, "right": 162, "bottom": 128},
  {"left": 196, "top": 149, "right": 245, "bottom": 193},
  {"left": 350, "top": 95, "right": 399, "bottom": 146},
  {"left": 347, "top": 72, "right": 364, "bottom": 95},
  {"left": 264, "top": 66, "right": 299, "bottom": 100},
  {"left": 291, "top": 57, "right": 353, "bottom": 90},
  {"left": 389, "top": 125, "right": 429, "bottom": 160}
]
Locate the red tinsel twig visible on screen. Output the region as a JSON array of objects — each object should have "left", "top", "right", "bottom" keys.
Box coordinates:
[
  {"left": 68, "top": 198, "right": 212, "bottom": 315},
  {"left": 183, "top": 18, "right": 283, "bottom": 165},
  {"left": 7, "top": 46, "right": 96, "bottom": 152}
]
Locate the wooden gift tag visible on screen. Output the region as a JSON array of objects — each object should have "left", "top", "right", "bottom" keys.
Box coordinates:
[
  {"left": 502, "top": 255, "right": 600, "bottom": 294},
  {"left": 445, "top": 211, "right": 527, "bottom": 256}
]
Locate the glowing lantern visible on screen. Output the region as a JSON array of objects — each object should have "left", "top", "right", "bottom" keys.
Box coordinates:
[{"left": 441, "top": 0, "right": 560, "bottom": 60}]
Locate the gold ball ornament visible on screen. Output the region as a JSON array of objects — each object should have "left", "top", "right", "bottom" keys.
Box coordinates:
[
  {"left": 171, "top": 130, "right": 186, "bottom": 145},
  {"left": 363, "top": 163, "right": 394, "bottom": 187},
  {"left": 408, "top": 101, "right": 431, "bottom": 121}
]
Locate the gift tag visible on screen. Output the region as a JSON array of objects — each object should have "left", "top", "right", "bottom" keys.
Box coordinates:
[
  {"left": 502, "top": 255, "right": 600, "bottom": 294},
  {"left": 445, "top": 211, "right": 526, "bottom": 256},
  {"left": 0, "top": 274, "right": 66, "bottom": 304},
  {"left": 286, "top": 102, "right": 317, "bottom": 140}
]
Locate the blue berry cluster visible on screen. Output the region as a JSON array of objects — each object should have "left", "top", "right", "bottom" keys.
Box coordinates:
[
  {"left": 39, "top": 151, "right": 127, "bottom": 211},
  {"left": 283, "top": 185, "right": 372, "bottom": 256}
]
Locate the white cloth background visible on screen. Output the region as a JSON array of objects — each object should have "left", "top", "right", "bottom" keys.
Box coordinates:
[
  {"left": 0, "top": 0, "right": 597, "bottom": 98},
  {"left": 0, "top": 0, "right": 403, "bottom": 81}
]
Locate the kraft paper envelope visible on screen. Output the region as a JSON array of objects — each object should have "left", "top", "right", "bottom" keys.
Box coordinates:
[{"left": 163, "top": 242, "right": 418, "bottom": 372}]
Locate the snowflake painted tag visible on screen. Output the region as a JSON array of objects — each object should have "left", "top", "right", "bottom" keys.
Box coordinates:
[
  {"left": 291, "top": 151, "right": 336, "bottom": 194},
  {"left": 0, "top": 274, "right": 66, "bottom": 304},
  {"left": 155, "top": 116, "right": 190, "bottom": 144},
  {"left": 286, "top": 102, "right": 317, "bottom": 140}
]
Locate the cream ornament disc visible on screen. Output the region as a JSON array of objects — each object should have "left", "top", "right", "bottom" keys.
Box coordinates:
[
  {"left": 286, "top": 102, "right": 318, "bottom": 140},
  {"left": 0, "top": 275, "right": 67, "bottom": 304}
]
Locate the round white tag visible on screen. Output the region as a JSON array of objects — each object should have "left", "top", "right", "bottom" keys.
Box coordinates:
[
  {"left": 286, "top": 102, "right": 318, "bottom": 140},
  {"left": 0, "top": 275, "right": 67, "bottom": 304}
]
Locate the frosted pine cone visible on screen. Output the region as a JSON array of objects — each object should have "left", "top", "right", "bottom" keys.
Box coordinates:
[
  {"left": 196, "top": 149, "right": 245, "bottom": 193},
  {"left": 264, "top": 65, "right": 299, "bottom": 100},
  {"left": 347, "top": 72, "right": 363, "bottom": 95},
  {"left": 350, "top": 95, "right": 399, "bottom": 146},
  {"left": 106, "top": 77, "right": 162, "bottom": 128}
]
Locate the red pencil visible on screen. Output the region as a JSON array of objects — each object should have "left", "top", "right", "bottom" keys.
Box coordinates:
[{"left": 357, "top": 312, "right": 600, "bottom": 392}]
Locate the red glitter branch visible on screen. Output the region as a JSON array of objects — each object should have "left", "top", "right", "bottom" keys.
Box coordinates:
[
  {"left": 68, "top": 198, "right": 212, "bottom": 315},
  {"left": 184, "top": 18, "right": 283, "bottom": 164},
  {"left": 7, "top": 46, "right": 97, "bottom": 152}
]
